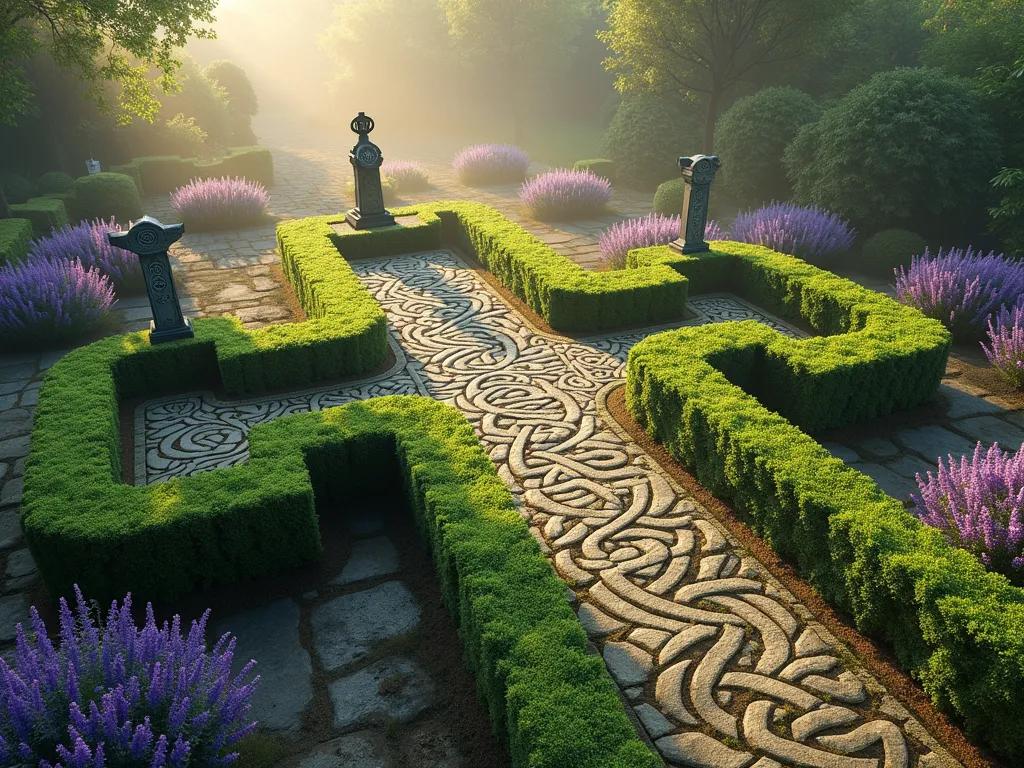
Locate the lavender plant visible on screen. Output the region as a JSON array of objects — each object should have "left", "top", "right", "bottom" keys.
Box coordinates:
[
  {"left": 982, "top": 305, "right": 1024, "bottom": 389},
  {"left": 28, "top": 218, "right": 144, "bottom": 296},
  {"left": 0, "top": 586, "right": 260, "bottom": 767},
  {"left": 599, "top": 213, "right": 724, "bottom": 269},
  {"left": 0, "top": 257, "right": 115, "bottom": 348},
  {"left": 381, "top": 161, "right": 429, "bottom": 193},
  {"left": 730, "top": 202, "right": 855, "bottom": 262},
  {"left": 912, "top": 442, "right": 1024, "bottom": 582},
  {"left": 453, "top": 144, "right": 530, "bottom": 186},
  {"left": 519, "top": 169, "right": 613, "bottom": 221},
  {"left": 170, "top": 177, "right": 269, "bottom": 231},
  {"left": 895, "top": 247, "right": 1024, "bottom": 342}
]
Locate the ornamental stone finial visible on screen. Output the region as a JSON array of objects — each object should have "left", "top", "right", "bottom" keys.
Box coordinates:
[
  {"left": 669, "top": 154, "right": 722, "bottom": 255},
  {"left": 108, "top": 216, "right": 194, "bottom": 344}
]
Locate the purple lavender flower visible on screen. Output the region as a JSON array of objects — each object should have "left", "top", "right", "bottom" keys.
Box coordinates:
[
  {"left": 28, "top": 218, "right": 144, "bottom": 296},
  {"left": 895, "top": 247, "right": 1024, "bottom": 342},
  {"left": 453, "top": 144, "right": 530, "bottom": 186},
  {"left": 0, "top": 586, "right": 260, "bottom": 767},
  {"left": 599, "top": 213, "right": 725, "bottom": 269},
  {"left": 982, "top": 305, "right": 1024, "bottom": 389},
  {"left": 730, "top": 202, "right": 855, "bottom": 262},
  {"left": 519, "top": 169, "right": 613, "bottom": 221},
  {"left": 381, "top": 161, "right": 430, "bottom": 193},
  {"left": 171, "top": 176, "right": 269, "bottom": 231},
  {"left": 0, "top": 256, "right": 115, "bottom": 349},
  {"left": 912, "top": 442, "right": 1024, "bottom": 582}
]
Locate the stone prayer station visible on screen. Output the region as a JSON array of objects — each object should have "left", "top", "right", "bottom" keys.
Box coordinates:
[
  {"left": 346, "top": 111, "right": 397, "bottom": 230},
  {"left": 108, "top": 217, "right": 194, "bottom": 344},
  {"left": 670, "top": 154, "right": 722, "bottom": 255}
]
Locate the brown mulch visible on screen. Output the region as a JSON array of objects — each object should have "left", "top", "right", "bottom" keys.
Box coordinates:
[{"left": 604, "top": 386, "right": 999, "bottom": 768}]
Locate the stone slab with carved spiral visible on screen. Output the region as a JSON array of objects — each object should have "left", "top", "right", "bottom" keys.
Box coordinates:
[{"left": 136, "top": 251, "right": 958, "bottom": 768}]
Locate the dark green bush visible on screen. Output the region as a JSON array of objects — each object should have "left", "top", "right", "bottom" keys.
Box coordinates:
[
  {"left": 108, "top": 163, "right": 144, "bottom": 195},
  {"left": 34, "top": 172, "right": 76, "bottom": 195},
  {"left": 784, "top": 68, "right": 1001, "bottom": 240},
  {"left": 0, "top": 173, "right": 33, "bottom": 204},
  {"left": 860, "top": 228, "right": 927, "bottom": 276},
  {"left": 0, "top": 218, "right": 33, "bottom": 265},
  {"left": 572, "top": 158, "right": 615, "bottom": 181},
  {"left": 73, "top": 173, "right": 144, "bottom": 223},
  {"left": 133, "top": 156, "right": 197, "bottom": 195},
  {"left": 9, "top": 197, "right": 69, "bottom": 237},
  {"left": 38, "top": 192, "right": 81, "bottom": 223},
  {"left": 205, "top": 60, "right": 259, "bottom": 145},
  {"left": 653, "top": 178, "right": 686, "bottom": 216},
  {"left": 715, "top": 87, "right": 819, "bottom": 209},
  {"left": 601, "top": 95, "right": 699, "bottom": 189},
  {"left": 626, "top": 241, "right": 1024, "bottom": 760},
  {"left": 212, "top": 147, "right": 274, "bottom": 186}
]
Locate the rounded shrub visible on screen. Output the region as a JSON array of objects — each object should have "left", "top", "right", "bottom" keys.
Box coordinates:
[
  {"left": 0, "top": 255, "right": 115, "bottom": 348},
  {"left": 29, "top": 218, "right": 144, "bottom": 295},
  {"left": 0, "top": 585, "right": 260, "bottom": 766},
  {"left": 715, "top": 87, "right": 819, "bottom": 209},
  {"left": 602, "top": 95, "right": 699, "bottom": 189},
  {"left": 730, "top": 202, "right": 855, "bottom": 263},
  {"left": 171, "top": 176, "right": 270, "bottom": 231},
  {"left": 519, "top": 169, "right": 613, "bottom": 221},
  {"left": 599, "top": 213, "right": 724, "bottom": 269},
  {"left": 0, "top": 173, "right": 33, "bottom": 204},
  {"left": 784, "top": 68, "right": 1001, "bottom": 238},
  {"left": 860, "top": 228, "right": 927, "bottom": 276},
  {"left": 34, "top": 171, "right": 77, "bottom": 195},
  {"left": 381, "top": 160, "right": 430, "bottom": 193},
  {"left": 73, "top": 172, "right": 144, "bottom": 223},
  {"left": 895, "top": 247, "right": 1024, "bottom": 342},
  {"left": 453, "top": 144, "right": 531, "bottom": 186},
  {"left": 653, "top": 178, "right": 686, "bottom": 216}
]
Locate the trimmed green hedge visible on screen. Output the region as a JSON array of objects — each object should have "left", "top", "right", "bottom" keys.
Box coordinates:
[
  {"left": 117, "top": 147, "right": 274, "bottom": 195},
  {"left": 572, "top": 158, "right": 615, "bottom": 180},
  {"left": 207, "top": 146, "right": 274, "bottom": 186},
  {"left": 74, "top": 173, "right": 144, "bottom": 223},
  {"left": 0, "top": 218, "right": 33, "bottom": 265},
  {"left": 626, "top": 241, "right": 1024, "bottom": 757},
  {"left": 9, "top": 196, "right": 69, "bottom": 237},
  {"left": 38, "top": 192, "right": 81, "bottom": 223}
]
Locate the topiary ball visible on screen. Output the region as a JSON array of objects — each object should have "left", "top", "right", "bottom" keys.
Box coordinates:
[
  {"left": 653, "top": 178, "right": 687, "bottom": 216},
  {"left": 73, "top": 173, "right": 144, "bottom": 223},
  {"left": 715, "top": 87, "right": 818, "bottom": 209},
  {"left": 861, "top": 229, "right": 927, "bottom": 276},
  {"left": 0, "top": 173, "right": 34, "bottom": 204},
  {"left": 602, "top": 95, "right": 700, "bottom": 190},
  {"left": 35, "top": 171, "right": 77, "bottom": 195}
]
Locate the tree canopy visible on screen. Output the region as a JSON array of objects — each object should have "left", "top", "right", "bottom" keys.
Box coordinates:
[
  {"left": 599, "top": 0, "right": 860, "bottom": 151},
  {"left": 0, "top": 0, "right": 217, "bottom": 126}
]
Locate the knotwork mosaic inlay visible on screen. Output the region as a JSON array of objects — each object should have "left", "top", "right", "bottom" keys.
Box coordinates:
[{"left": 136, "top": 250, "right": 954, "bottom": 767}]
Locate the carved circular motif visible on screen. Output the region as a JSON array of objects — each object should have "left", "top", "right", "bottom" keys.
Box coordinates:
[
  {"left": 356, "top": 145, "right": 381, "bottom": 168},
  {"left": 136, "top": 228, "right": 160, "bottom": 247}
]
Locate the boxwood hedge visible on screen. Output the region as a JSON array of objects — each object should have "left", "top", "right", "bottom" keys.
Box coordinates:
[
  {"left": 0, "top": 218, "right": 33, "bottom": 265},
  {"left": 9, "top": 196, "right": 69, "bottom": 237},
  {"left": 626, "top": 241, "right": 1024, "bottom": 757},
  {"left": 115, "top": 147, "right": 275, "bottom": 195}
]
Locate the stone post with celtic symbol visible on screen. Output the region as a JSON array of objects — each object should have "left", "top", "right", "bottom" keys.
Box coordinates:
[
  {"left": 108, "top": 217, "right": 194, "bottom": 344},
  {"left": 669, "top": 154, "right": 722, "bottom": 255}
]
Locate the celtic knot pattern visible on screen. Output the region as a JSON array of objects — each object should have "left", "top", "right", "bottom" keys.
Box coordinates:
[{"left": 136, "top": 251, "right": 953, "bottom": 767}]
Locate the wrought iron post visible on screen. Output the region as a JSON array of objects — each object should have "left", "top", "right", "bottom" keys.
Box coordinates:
[
  {"left": 108, "top": 217, "right": 194, "bottom": 344},
  {"left": 346, "top": 112, "right": 396, "bottom": 230},
  {"left": 669, "top": 154, "right": 722, "bottom": 255}
]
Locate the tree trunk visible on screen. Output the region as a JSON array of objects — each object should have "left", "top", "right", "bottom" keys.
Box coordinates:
[
  {"left": 703, "top": 88, "right": 723, "bottom": 154},
  {"left": 0, "top": 186, "right": 9, "bottom": 219}
]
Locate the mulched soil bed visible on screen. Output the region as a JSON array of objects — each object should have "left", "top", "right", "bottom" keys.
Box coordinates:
[{"left": 604, "top": 385, "right": 1000, "bottom": 768}]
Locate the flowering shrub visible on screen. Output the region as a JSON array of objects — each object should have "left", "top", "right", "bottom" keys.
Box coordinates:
[
  {"left": 381, "top": 161, "right": 429, "bottom": 193},
  {"left": 0, "top": 586, "right": 260, "bottom": 767},
  {"left": 730, "top": 202, "right": 855, "bottom": 262},
  {"left": 599, "top": 213, "right": 724, "bottom": 269},
  {"left": 982, "top": 306, "right": 1024, "bottom": 389},
  {"left": 895, "top": 247, "right": 1024, "bottom": 342},
  {"left": 519, "top": 169, "right": 613, "bottom": 220},
  {"left": 453, "top": 144, "right": 530, "bottom": 186},
  {"left": 28, "top": 218, "right": 144, "bottom": 295},
  {"left": 0, "top": 257, "right": 115, "bottom": 348},
  {"left": 913, "top": 442, "right": 1024, "bottom": 582},
  {"left": 170, "top": 177, "right": 269, "bottom": 231}
]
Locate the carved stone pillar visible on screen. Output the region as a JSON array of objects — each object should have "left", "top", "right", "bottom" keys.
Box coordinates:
[
  {"left": 346, "top": 112, "right": 396, "bottom": 230},
  {"left": 669, "top": 154, "right": 722, "bottom": 255}
]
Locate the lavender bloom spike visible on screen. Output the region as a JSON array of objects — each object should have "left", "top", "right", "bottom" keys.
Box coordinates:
[
  {"left": 171, "top": 176, "right": 269, "bottom": 231},
  {"left": 28, "top": 218, "right": 143, "bottom": 296},
  {"left": 519, "top": 169, "right": 613, "bottom": 221},
  {"left": 381, "top": 160, "right": 430, "bottom": 193},
  {"left": 599, "top": 213, "right": 725, "bottom": 270},
  {"left": 981, "top": 305, "right": 1024, "bottom": 389},
  {"left": 453, "top": 144, "right": 531, "bottom": 186},
  {"left": 730, "top": 201, "right": 855, "bottom": 262},
  {"left": 0, "top": 587, "right": 260, "bottom": 766}
]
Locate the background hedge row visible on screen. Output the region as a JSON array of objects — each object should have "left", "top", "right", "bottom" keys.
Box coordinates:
[
  {"left": 112, "top": 146, "right": 274, "bottom": 195},
  {"left": 0, "top": 218, "right": 33, "bottom": 265},
  {"left": 625, "top": 241, "right": 1024, "bottom": 757}
]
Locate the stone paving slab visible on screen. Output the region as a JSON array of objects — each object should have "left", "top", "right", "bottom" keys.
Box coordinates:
[{"left": 327, "top": 657, "right": 436, "bottom": 730}]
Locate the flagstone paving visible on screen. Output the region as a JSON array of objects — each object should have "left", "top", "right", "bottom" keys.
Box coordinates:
[{"left": 131, "top": 249, "right": 960, "bottom": 767}]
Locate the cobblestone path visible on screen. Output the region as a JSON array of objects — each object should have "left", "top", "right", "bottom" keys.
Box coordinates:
[{"left": 136, "top": 250, "right": 958, "bottom": 768}]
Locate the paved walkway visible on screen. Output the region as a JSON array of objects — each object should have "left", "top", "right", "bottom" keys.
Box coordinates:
[{"left": 0, "top": 112, "right": 1018, "bottom": 765}]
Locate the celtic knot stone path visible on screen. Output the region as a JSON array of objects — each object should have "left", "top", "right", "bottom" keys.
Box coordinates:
[{"left": 135, "top": 250, "right": 959, "bottom": 767}]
